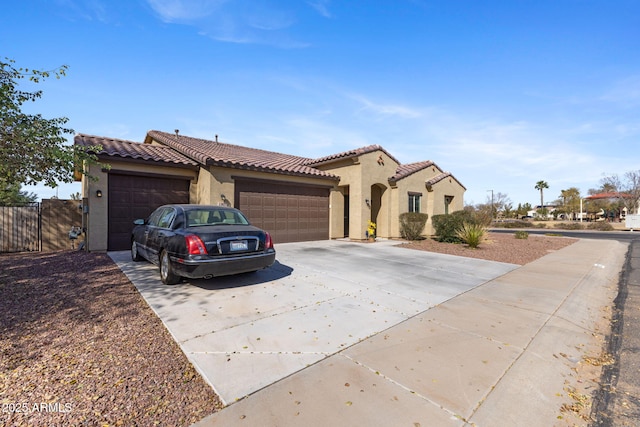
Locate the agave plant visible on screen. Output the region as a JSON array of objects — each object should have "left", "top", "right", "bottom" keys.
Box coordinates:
[{"left": 456, "top": 222, "right": 487, "bottom": 249}]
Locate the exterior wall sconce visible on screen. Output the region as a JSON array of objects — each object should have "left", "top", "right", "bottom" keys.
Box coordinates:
[
  {"left": 365, "top": 198, "right": 371, "bottom": 208},
  {"left": 96, "top": 190, "right": 103, "bottom": 198}
]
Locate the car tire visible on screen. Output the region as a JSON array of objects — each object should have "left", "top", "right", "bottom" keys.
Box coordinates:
[
  {"left": 160, "top": 250, "right": 180, "bottom": 285},
  {"left": 131, "top": 241, "right": 143, "bottom": 262}
]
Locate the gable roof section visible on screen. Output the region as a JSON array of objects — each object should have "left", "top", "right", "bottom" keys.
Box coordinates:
[
  {"left": 146, "top": 130, "right": 339, "bottom": 181},
  {"left": 389, "top": 160, "right": 436, "bottom": 183},
  {"left": 74, "top": 134, "right": 198, "bottom": 168},
  {"left": 305, "top": 144, "right": 400, "bottom": 167},
  {"left": 426, "top": 172, "right": 467, "bottom": 191}
]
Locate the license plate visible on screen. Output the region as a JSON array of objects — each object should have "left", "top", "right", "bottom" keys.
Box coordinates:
[{"left": 230, "top": 241, "right": 248, "bottom": 251}]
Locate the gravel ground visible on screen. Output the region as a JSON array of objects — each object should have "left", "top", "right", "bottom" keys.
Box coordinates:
[
  {"left": 0, "top": 232, "right": 577, "bottom": 426},
  {"left": 0, "top": 250, "right": 223, "bottom": 427},
  {"left": 401, "top": 231, "right": 578, "bottom": 265}
]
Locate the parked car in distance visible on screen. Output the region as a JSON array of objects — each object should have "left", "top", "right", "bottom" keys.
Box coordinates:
[{"left": 131, "top": 204, "right": 276, "bottom": 285}]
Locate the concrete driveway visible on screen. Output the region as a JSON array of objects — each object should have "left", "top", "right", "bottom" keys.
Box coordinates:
[{"left": 109, "top": 239, "right": 518, "bottom": 404}]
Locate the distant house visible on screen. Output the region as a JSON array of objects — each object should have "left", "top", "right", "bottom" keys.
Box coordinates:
[
  {"left": 584, "top": 192, "right": 638, "bottom": 221},
  {"left": 527, "top": 204, "right": 557, "bottom": 219},
  {"left": 75, "top": 130, "right": 466, "bottom": 251}
]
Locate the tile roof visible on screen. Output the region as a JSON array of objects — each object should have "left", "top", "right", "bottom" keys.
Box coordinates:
[
  {"left": 74, "top": 134, "right": 198, "bottom": 167},
  {"left": 389, "top": 160, "right": 436, "bottom": 183},
  {"left": 305, "top": 144, "right": 400, "bottom": 167},
  {"left": 585, "top": 192, "right": 632, "bottom": 200},
  {"left": 145, "top": 130, "right": 339, "bottom": 180},
  {"left": 426, "top": 172, "right": 467, "bottom": 190},
  {"left": 84, "top": 129, "right": 464, "bottom": 189}
]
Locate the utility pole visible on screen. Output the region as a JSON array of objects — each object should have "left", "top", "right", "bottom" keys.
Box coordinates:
[{"left": 487, "top": 190, "right": 494, "bottom": 219}]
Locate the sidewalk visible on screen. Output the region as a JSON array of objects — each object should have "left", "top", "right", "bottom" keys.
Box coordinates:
[{"left": 194, "top": 238, "right": 627, "bottom": 426}]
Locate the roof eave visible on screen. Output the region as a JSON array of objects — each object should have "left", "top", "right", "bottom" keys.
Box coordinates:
[
  {"left": 307, "top": 156, "right": 360, "bottom": 168},
  {"left": 96, "top": 153, "right": 200, "bottom": 170},
  {"left": 306, "top": 145, "right": 401, "bottom": 168},
  {"left": 426, "top": 172, "right": 467, "bottom": 191},
  {"left": 206, "top": 159, "right": 340, "bottom": 181},
  {"left": 388, "top": 161, "right": 437, "bottom": 184}
]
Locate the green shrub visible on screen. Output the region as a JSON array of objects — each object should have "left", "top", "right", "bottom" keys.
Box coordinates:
[
  {"left": 433, "top": 211, "right": 470, "bottom": 242},
  {"left": 473, "top": 211, "right": 493, "bottom": 228},
  {"left": 514, "top": 230, "right": 529, "bottom": 239},
  {"left": 587, "top": 221, "right": 614, "bottom": 231},
  {"left": 399, "top": 212, "right": 429, "bottom": 240},
  {"left": 456, "top": 222, "right": 486, "bottom": 248},
  {"left": 553, "top": 222, "right": 584, "bottom": 230},
  {"left": 432, "top": 210, "right": 485, "bottom": 243}
]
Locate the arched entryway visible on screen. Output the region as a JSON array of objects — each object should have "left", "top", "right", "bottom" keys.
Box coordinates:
[{"left": 370, "top": 183, "right": 388, "bottom": 237}]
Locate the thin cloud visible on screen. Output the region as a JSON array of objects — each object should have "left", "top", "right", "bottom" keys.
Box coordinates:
[
  {"left": 206, "top": 30, "right": 310, "bottom": 48},
  {"left": 145, "top": 0, "right": 311, "bottom": 48},
  {"left": 145, "top": 0, "right": 225, "bottom": 22},
  {"left": 351, "top": 94, "right": 422, "bottom": 119},
  {"left": 307, "top": 0, "right": 332, "bottom": 18},
  {"left": 600, "top": 75, "right": 640, "bottom": 107},
  {"left": 274, "top": 115, "right": 370, "bottom": 155},
  {"left": 54, "top": 0, "right": 109, "bottom": 23},
  {"left": 246, "top": 9, "right": 295, "bottom": 31},
  {"left": 389, "top": 110, "right": 611, "bottom": 202}
]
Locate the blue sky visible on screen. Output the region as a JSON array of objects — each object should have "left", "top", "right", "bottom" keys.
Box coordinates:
[{"left": 3, "top": 0, "right": 640, "bottom": 207}]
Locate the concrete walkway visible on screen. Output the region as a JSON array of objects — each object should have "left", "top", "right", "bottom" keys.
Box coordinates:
[{"left": 190, "top": 238, "right": 626, "bottom": 426}]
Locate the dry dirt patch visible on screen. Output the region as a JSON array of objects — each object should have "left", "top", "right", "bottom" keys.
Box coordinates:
[
  {"left": 0, "top": 250, "right": 223, "bottom": 427},
  {"left": 400, "top": 231, "right": 578, "bottom": 265}
]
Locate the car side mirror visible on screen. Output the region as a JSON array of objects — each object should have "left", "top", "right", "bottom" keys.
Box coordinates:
[{"left": 133, "top": 219, "right": 145, "bottom": 225}]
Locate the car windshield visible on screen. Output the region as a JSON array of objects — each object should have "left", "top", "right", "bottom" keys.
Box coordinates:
[{"left": 185, "top": 208, "right": 250, "bottom": 227}]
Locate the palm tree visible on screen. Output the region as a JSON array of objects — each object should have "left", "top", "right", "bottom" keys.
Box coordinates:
[{"left": 535, "top": 180, "right": 549, "bottom": 214}]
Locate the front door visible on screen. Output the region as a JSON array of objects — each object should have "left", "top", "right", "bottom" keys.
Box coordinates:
[{"left": 343, "top": 194, "right": 350, "bottom": 237}]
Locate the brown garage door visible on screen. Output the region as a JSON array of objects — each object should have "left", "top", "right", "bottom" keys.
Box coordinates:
[
  {"left": 108, "top": 174, "right": 190, "bottom": 251},
  {"left": 235, "top": 180, "right": 329, "bottom": 244}
]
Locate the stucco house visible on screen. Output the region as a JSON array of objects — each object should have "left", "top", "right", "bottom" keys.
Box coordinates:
[{"left": 75, "top": 130, "right": 466, "bottom": 251}]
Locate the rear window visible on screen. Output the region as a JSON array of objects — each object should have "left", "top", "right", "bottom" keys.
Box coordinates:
[{"left": 185, "top": 209, "right": 250, "bottom": 227}]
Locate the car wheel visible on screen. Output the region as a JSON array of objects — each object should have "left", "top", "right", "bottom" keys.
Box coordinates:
[
  {"left": 160, "top": 250, "right": 180, "bottom": 285},
  {"left": 131, "top": 241, "right": 143, "bottom": 262}
]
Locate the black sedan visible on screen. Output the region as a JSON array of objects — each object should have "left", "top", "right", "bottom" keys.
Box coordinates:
[{"left": 131, "top": 204, "right": 276, "bottom": 285}]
